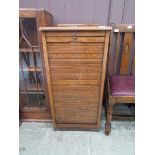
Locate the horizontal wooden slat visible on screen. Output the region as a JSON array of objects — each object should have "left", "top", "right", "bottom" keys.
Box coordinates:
[
  {"left": 53, "top": 94, "right": 99, "bottom": 101},
  {"left": 78, "top": 37, "right": 105, "bottom": 43},
  {"left": 55, "top": 109, "right": 98, "bottom": 118},
  {"left": 56, "top": 114, "right": 98, "bottom": 120},
  {"left": 51, "top": 80, "right": 99, "bottom": 86},
  {"left": 55, "top": 107, "right": 98, "bottom": 124},
  {"left": 48, "top": 59, "right": 103, "bottom": 65},
  {"left": 47, "top": 42, "right": 104, "bottom": 46},
  {"left": 56, "top": 107, "right": 98, "bottom": 115},
  {"left": 56, "top": 116, "right": 97, "bottom": 124},
  {"left": 47, "top": 43, "right": 104, "bottom": 53},
  {"left": 50, "top": 64, "right": 101, "bottom": 68},
  {"left": 49, "top": 65, "right": 102, "bottom": 73},
  {"left": 48, "top": 49, "right": 103, "bottom": 54},
  {"left": 51, "top": 73, "right": 101, "bottom": 80},
  {"left": 46, "top": 37, "right": 71, "bottom": 43},
  {"left": 45, "top": 31, "right": 106, "bottom": 37},
  {"left": 53, "top": 95, "right": 99, "bottom": 102},
  {"left": 52, "top": 88, "right": 100, "bottom": 98},
  {"left": 55, "top": 124, "right": 97, "bottom": 129},
  {"left": 50, "top": 70, "right": 100, "bottom": 74},
  {"left": 48, "top": 53, "right": 103, "bottom": 59},
  {"left": 47, "top": 42, "right": 104, "bottom": 47},
  {"left": 55, "top": 105, "right": 98, "bottom": 114},
  {"left": 46, "top": 36, "right": 105, "bottom": 43},
  {"left": 52, "top": 85, "right": 100, "bottom": 92},
  {"left": 53, "top": 90, "right": 99, "bottom": 99},
  {"left": 54, "top": 101, "right": 99, "bottom": 107}
]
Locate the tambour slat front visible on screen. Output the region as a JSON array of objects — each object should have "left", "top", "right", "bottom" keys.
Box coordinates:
[{"left": 40, "top": 26, "right": 111, "bottom": 130}]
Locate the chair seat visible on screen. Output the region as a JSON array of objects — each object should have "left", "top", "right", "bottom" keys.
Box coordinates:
[{"left": 109, "top": 76, "right": 135, "bottom": 96}]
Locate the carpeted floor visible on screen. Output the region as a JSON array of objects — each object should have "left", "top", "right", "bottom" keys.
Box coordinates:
[{"left": 19, "top": 120, "right": 135, "bottom": 155}]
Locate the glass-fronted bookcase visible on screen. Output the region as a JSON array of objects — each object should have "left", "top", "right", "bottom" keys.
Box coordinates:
[{"left": 19, "top": 9, "right": 53, "bottom": 120}]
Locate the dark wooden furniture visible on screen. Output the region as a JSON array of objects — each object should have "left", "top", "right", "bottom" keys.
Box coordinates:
[
  {"left": 19, "top": 9, "right": 53, "bottom": 120},
  {"left": 40, "top": 26, "right": 111, "bottom": 130},
  {"left": 105, "top": 24, "right": 135, "bottom": 135}
]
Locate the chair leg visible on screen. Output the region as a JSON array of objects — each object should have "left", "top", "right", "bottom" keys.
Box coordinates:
[{"left": 105, "top": 100, "right": 114, "bottom": 135}]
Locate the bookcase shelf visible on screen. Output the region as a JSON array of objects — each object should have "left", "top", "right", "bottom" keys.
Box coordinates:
[
  {"left": 19, "top": 47, "right": 40, "bottom": 53},
  {"left": 20, "top": 83, "right": 44, "bottom": 92},
  {"left": 19, "top": 67, "right": 42, "bottom": 72}
]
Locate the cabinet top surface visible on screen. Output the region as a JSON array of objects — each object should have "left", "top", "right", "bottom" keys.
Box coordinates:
[
  {"left": 39, "top": 26, "right": 112, "bottom": 31},
  {"left": 19, "top": 8, "right": 52, "bottom": 16},
  {"left": 19, "top": 8, "right": 45, "bottom": 11}
]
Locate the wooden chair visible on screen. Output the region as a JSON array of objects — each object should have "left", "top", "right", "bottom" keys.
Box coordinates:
[{"left": 105, "top": 24, "right": 135, "bottom": 135}]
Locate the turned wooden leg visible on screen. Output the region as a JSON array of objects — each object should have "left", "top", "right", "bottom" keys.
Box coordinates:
[{"left": 105, "top": 99, "right": 114, "bottom": 135}]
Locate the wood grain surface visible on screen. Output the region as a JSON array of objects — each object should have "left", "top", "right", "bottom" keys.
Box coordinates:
[{"left": 41, "top": 27, "right": 110, "bottom": 130}]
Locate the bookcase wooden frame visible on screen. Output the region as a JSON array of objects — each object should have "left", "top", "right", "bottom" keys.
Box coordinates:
[{"left": 19, "top": 9, "right": 53, "bottom": 120}]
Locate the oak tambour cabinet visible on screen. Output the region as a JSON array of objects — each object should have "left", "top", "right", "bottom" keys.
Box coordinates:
[{"left": 40, "top": 26, "right": 111, "bottom": 130}]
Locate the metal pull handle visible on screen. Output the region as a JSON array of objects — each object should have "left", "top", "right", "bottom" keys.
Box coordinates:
[{"left": 72, "top": 32, "right": 77, "bottom": 41}]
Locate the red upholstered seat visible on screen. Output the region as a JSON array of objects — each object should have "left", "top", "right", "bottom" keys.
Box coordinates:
[{"left": 109, "top": 76, "right": 135, "bottom": 96}]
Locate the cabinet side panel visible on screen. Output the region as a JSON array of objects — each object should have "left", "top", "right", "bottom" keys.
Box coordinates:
[
  {"left": 41, "top": 31, "right": 56, "bottom": 126},
  {"left": 97, "top": 31, "right": 110, "bottom": 129}
]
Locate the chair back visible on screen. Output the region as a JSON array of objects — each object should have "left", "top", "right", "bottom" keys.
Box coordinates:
[{"left": 108, "top": 24, "right": 135, "bottom": 76}]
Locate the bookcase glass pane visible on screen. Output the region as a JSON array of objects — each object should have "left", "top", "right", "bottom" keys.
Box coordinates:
[
  {"left": 20, "top": 52, "right": 34, "bottom": 68},
  {"left": 36, "top": 71, "right": 44, "bottom": 89},
  {"left": 19, "top": 71, "right": 25, "bottom": 91},
  {"left": 19, "top": 17, "right": 46, "bottom": 108},
  {"left": 19, "top": 70, "right": 45, "bottom": 108},
  {"left": 19, "top": 18, "right": 38, "bottom": 47},
  {"left": 20, "top": 71, "right": 35, "bottom": 91},
  {"left": 39, "top": 94, "right": 45, "bottom": 107},
  {"left": 27, "top": 94, "right": 39, "bottom": 107},
  {"left": 34, "top": 53, "right": 42, "bottom": 67},
  {"left": 19, "top": 51, "right": 42, "bottom": 68},
  {"left": 20, "top": 93, "right": 28, "bottom": 107}
]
